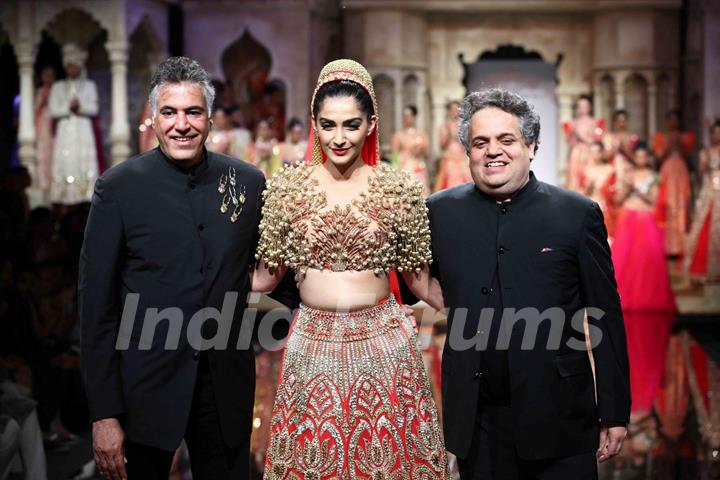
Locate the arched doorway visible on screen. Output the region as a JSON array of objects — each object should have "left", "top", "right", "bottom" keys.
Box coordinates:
[
  {"left": 460, "top": 45, "right": 560, "bottom": 184},
  {"left": 597, "top": 74, "right": 616, "bottom": 123},
  {"left": 42, "top": 8, "right": 110, "bottom": 170},
  {"left": 624, "top": 73, "right": 648, "bottom": 140},
  {"left": 221, "top": 30, "right": 286, "bottom": 138}
]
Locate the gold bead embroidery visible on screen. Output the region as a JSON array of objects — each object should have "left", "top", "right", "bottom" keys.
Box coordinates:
[{"left": 256, "top": 162, "right": 433, "bottom": 275}]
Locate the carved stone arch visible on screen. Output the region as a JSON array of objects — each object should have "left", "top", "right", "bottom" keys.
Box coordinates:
[
  {"left": 221, "top": 29, "right": 272, "bottom": 110},
  {"left": 40, "top": 7, "right": 113, "bottom": 164},
  {"left": 459, "top": 42, "right": 567, "bottom": 95},
  {"left": 402, "top": 73, "right": 419, "bottom": 110},
  {"left": 41, "top": 8, "right": 105, "bottom": 51},
  {"left": 129, "top": 15, "right": 162, "bottom": 66},
  {"left": 624, "top": 72, "right": 649, "bottom": 139},
  {"left": 656, "top": 72, "right": 672, "bottom": 129},
  {"left": 459, "top": 44, "right": 562, "bottom": 93},
  {"left": 372, "top": 73, "right": 395, "bottom": 154},
  {"left": 597, "top": 73, "right": 616, "bottom": 122}
]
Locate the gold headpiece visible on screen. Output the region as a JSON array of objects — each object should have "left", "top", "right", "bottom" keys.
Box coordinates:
[{"left": 307, "top": 59, "right": 379, "bottom": 165}]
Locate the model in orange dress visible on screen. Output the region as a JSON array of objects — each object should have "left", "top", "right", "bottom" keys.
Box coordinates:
[
  {"left": 392, "top": 105, "right": 430, "bottom": 196},
  {"left": 654, "top": 110, "right": 695, "bottom": 257},
  {"left": 434, "top": 100, "right": 472, "bottom": 191},
  {"left": 583, "top": 142, "right": 618, "bottom": 238},
  {"left": 563, "top": 95, "right": 605, "bottom": 193},
  {"left": 602, "top": 109, "right": 638, "bottom": 193}
]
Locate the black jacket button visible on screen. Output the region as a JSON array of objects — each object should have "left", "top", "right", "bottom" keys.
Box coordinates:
[
  {"left": 481, "top": 287, "right": 489, "bottom": 295},
  {"left": 498, "top": 246, "right": 505, "bottom": 254},
  {"left": 192, "top": 352, "right": 199, "bottom": 360}
]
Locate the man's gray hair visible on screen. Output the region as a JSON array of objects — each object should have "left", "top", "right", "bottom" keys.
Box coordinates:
[
  {"left": 149, "top": 56, "right": 215, "bottom": 117},
  {"left": 458, "top": 88, "right": 541, "bottom": 153}
]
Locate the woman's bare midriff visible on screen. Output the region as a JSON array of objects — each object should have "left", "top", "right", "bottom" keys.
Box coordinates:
[
  {"left": 623, "top": 196, "right": 654, "bottom": 212},
  {"left": 298, "top": 268, "right": 391, "bottom": 311}
]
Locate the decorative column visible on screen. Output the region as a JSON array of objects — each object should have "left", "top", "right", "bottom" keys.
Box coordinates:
[
  {"left": 557, "top": 90, "right": 575, "bottom": 185},
  {"left": 107, "top": 40, "right": 131, "bottom": 165},
  {"left": 16, "top": 0, "right": 36, "bottom": 176},
  {"left": 393, "top": 70, "right": 403, "bottom": 140},
  {"left": 613, "top": 70, "right": 627, "bottom": 110},
  {"left": 430, "top": 97, "right": 446, "bottom": 160},
  {"left": 16, "top": 42, "right": 36, "bottom": 175},
  {"left": 647, "top": 73, "right": 658, "bottom": 138},
  {"left": 593, "top": 74, "right": 604, "bottom": 121},
  {"left": 417, "top": 73, "right": 427, "bottom": 133}
]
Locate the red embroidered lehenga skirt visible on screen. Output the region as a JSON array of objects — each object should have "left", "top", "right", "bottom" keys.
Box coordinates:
[{"left": 264, "top": 296, "right": 448, "bottom": 479}]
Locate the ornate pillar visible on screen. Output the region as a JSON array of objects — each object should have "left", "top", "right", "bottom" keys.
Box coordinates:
[
  {"left": 417, "top": 73, "right": 426, "bottom": 133},
  {"left": 647, "top": 73, "right": 658, "bottom": 138},
  {"left": 593, "top": 74, "right": 604, "bottom": 121},
  {"left": 107, "top": 41, "right": 131, "bottom": 165},
  {"left": 16, "top": 0, "right": 36, "bottom": 176},
  {"left": 393, "top": 71, "right": 403, "bottom": 141},
  {"left": 430, "top": 97, "right": 446, "bottom": 160},
  {"left": 16, "top": 42, "right": 36, "bottom": 175},
  {"left": 557, "top": 91, "right": 575, "bottom": 185},
  {"left": 613, "top": 70, "right": 627, "bottom": 110}
]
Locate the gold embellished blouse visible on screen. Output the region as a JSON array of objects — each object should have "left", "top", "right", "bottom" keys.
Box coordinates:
[{"left": 256, "top": 163, "right": 432, "bottom": 275}]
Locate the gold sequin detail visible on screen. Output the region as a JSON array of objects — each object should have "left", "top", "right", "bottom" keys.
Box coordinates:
[{"left": 255, "top": 163, "right": 433, "bottom": 275}]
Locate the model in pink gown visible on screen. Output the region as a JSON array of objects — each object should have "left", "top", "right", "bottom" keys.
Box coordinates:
[{"left": 611, "top": 145, "right": 676, "bottom": 413}]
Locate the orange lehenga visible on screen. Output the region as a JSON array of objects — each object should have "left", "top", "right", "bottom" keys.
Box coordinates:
[
  {"left": 393, "top": 129, "right": 430, "bottom": 197},
  {"left": 654, "top": 131, "right": 695, "bottom": 257},
  {"left": 434, "top": 122, "right": 471, "bottom": 192},
  {"left": 585, "top": 168, "right": 618, "bottom": 238},
  {"left": 257, "top": 60, "right": 448, "bottom": 480},
  {"left": 563, "top": 117, "right": 605, "bottom": 193}
]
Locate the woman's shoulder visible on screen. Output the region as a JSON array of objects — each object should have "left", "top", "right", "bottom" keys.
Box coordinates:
[
  {"left": 370, "top": 164, "right": 424, "bottom": 200},
  {"left": 265, "top": 161, "right": 315, "bottom": 194}
]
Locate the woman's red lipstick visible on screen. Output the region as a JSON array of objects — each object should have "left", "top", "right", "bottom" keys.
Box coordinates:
[{"left": 331, "top": 147, "right": 350, "bottom": 156}]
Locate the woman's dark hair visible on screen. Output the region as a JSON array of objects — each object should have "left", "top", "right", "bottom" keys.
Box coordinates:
[
  {"left": 312, "top": 80, "right": 374, "bottom": 120},
  {"left": 404, "top": 105, "right": 418, "bottom": 117},
  {"left": 635, "top": 140, "right": 649, "bottom": 151},
  {"left": 576, "top": 94, "right": 593, "bottom": 114},
  {"left": 612, "top": 109, "right": 628, "bottom": 120},
  {"left": 711, "top": 118, "right": 720, "bottom": 132},
  {"left": 286, "top": 116, "right": 303, "bottom": 131},
  {"left": 666, "top": 108, "right": 681, "bottom": 119}
]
